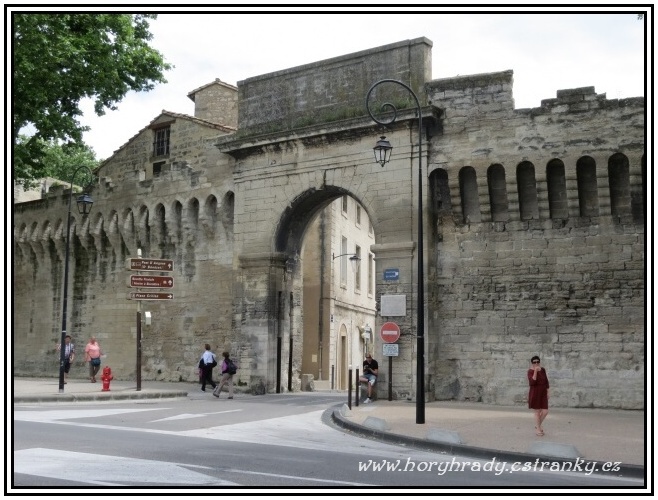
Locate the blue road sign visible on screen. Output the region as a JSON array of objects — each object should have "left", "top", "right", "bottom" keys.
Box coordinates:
[{"left": 383, "top": 268, "right": 400, "bottom": 280}]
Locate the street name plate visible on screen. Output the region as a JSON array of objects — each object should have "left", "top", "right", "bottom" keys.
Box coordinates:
[
  {"left": 128, "top": 292, "right": 174, "bottom": 300},
  {"left": 126, "top": 258, "right": 174, "bottom": 272},
  {"left": 129, "top": 275, "right": 174, "bottom": 288}
]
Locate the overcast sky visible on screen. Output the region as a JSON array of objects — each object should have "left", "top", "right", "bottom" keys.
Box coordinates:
[{"left": 76, "top": 7, "right": 647, "bottom": 160}]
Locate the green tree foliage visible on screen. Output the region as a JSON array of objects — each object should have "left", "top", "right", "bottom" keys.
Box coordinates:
[
  {"left": 13, "top": 13, "right": 171, "bottom": 187},
  {"left": 15, "top": 135, "right": 98, "bottom": 185}
]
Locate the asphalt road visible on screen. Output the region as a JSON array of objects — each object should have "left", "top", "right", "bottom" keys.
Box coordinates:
[{"left": 11, "top": 393, "right": 643, "bottom": 491}]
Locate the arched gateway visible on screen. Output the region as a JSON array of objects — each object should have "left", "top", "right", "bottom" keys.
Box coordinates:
[{"left": 13, "top": 38, "right": 645, "bottom": 408}]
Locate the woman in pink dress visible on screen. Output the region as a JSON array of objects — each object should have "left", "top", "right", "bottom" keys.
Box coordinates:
[{"left": 528, "top": 355, "right": 550, "bottom": 436}]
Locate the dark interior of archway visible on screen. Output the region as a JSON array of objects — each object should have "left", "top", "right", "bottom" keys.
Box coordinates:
[{"left": 275, "top": 186, "right": 349, "bottom": 256}]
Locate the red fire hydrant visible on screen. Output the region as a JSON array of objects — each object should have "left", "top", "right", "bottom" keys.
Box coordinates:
[{"left": 101, "top": 366, "right": 113, "bottom": 392}]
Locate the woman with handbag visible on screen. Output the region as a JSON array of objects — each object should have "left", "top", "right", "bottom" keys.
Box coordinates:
[{"left": 84, "top": 336, "right": 103, "bottom": 383}]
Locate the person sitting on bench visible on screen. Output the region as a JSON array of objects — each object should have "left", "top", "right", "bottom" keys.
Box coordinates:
[{"left": 359, "top": 354, "right": 378, "bottom": 403}]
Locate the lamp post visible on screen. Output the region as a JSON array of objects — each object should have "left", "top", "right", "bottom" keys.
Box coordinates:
[
  {"left": 59, "top": 166, "right": 94, "bottom": 393},
  {"left": 366, "top": 79, "right": 425, "bottom": 424}
]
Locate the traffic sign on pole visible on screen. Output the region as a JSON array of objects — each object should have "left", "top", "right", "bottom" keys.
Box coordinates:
[
  {"left": 380, "top": 322, "right": 401, "bottom": 343},
  {"left": 129, "top": 275, "right": 174, "bottom": 288},
  {"left": 128, "top": 292, "right": 174, "bottom": 301},
  {"left": 126, "top": 258, "right": 174, "bottom": 272}
]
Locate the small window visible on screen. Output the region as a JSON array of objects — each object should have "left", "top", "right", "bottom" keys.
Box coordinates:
[
  {"left": 153, "top": 126, "right": 170, "bottom": 156},
  {"left": 356, "top": 206, "right": 362, "bottom": 226},
  {"left": 153, "top": 161, "right": 165, "bottom": 177},
  {"left": 342, "top": 195, "right": 348, "bottom": 214}
]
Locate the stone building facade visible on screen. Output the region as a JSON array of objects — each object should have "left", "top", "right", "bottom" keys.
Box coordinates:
[{"left": 13, "top": 37, "right": 645, "bottom": 408}]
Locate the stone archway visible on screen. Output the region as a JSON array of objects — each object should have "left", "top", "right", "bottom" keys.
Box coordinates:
[{"left": 262, "top": 188, "right": 377, "bottom": 392}]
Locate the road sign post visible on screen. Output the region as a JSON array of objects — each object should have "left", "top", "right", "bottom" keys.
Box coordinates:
[
  {"left": 380, "top": 322, "right": 400, "bottom": 401},
  {"left": 127, "top": 254, "right": 175, "bottom": 391}
]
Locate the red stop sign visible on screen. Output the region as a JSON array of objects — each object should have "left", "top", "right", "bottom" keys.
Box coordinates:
[{"left": 380, "top": 322, "right": 401, "bottom": 343}]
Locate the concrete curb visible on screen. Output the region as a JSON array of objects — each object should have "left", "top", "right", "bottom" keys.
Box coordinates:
[
  {"left": 14, "top": 391, "right": 188, "bottom": 404},
  {"left": 331, "top": 409, "right": 645, "bottom": 480}
]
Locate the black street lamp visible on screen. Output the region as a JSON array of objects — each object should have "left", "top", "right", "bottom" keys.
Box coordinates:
[
  {"left": 59, "top": 166, "right": 94, "bottom": 393},
  {"left": 366, "top": 79, "right": 425, "bottom": 424}
]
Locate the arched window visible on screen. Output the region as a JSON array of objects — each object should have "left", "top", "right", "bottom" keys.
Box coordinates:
[
  {"left": 608, "top": 153, "right": 631, "bottom": 216},
  {"left": 429, "top": 168, "right": 452, "bottom": 217},
  {"left": 459, "top": 167, "right": 481, "bottom": 223},
  {"left": 517, "top": 161, "right": 539, "bottom": 220},
  {"left": 546, "top": 159, "right": 568, "bottom": 219},
  {"left": 576, "top": 156, "right": 599, "bottom": 217}
]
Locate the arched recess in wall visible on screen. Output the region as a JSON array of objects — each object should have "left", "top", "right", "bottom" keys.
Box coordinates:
[
  {"left": 107, "top": 211, "right": 124, "bottom": 261},
  {"left": 154, "top": 203, "right": 167, "bottom": 256},
  {"left": 607, "top": 153, "right": 631, "bottom": 217},
  {"left": 429, "top": 168, "right": 452, "bottom": 223},
  {"left": 122, "top": 209, "right": 136, "bottom": 254},
  {"left": 187, "top": 198, "right": 199, "bottom": 233},
  {"left": 546, "top": 159, "right": 568, "bottom": 219},
  {"left": 487, "top": 164, "right": 508, "bottom": 222},
  {"left": 517, "top": 161, "right": 539, "bottom": 220},
  {"left": 459, "top": 166, "right": 481, "bottom": 223},
  {"left": 38, "top": 220, "right": 51, "bottom": 262},
  {"left": 137, "top": 206, "right": 150, "bottom": 254},
  {"left": 576, "top": 156, "right": 599, "bottom": 217},
  {"left": 632, "top": 154, "right": 645, "bottom": 223},
  {"left": 219, "top": 192, "right": 233, "bottom": 238},
  {"left": 172, "top": 200, "right": 183, "bottom": 246},
  {"left": 91, "top": 213, "right": 113, "bottom": 281},
  {"left": 200, "top": 194, "right": 217, "bottom": 239}
]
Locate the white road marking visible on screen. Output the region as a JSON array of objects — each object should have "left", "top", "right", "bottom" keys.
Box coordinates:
[
  {"left": 226, "top": 468, "right": 374, "bottom": 486},
  {"left": 14, "top": 408, "right": 162, "bottom": 422},
  {"left": 150, "top": 409, "right": 242, "bottom": 422},
  {"left": 14, "top": 448, "right": 238, "bottom": 486}
]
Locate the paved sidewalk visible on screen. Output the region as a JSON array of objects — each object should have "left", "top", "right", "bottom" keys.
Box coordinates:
[
  {"left": 12, "top": 377, "right": 646, "bottom": 478},
  {"left": 332, "top": 399, "right": 646, "bottom": 472}
]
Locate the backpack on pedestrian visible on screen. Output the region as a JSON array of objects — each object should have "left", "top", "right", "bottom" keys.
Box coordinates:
[{"left": 226, "top": 358, "right": 238, "bottom": 375}]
